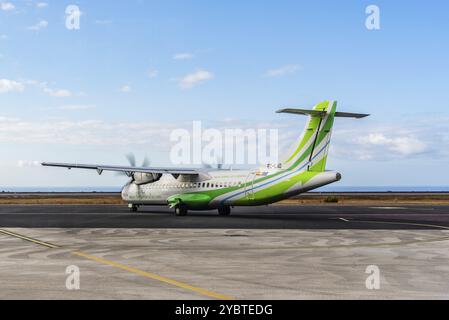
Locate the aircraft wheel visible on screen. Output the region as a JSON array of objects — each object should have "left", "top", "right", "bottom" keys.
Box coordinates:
[
  {"left": 175, "top": 205, "right": 188, "bottom": 216},
  {"left": 129, "top": 204, "right": 139, "bottom": 212},
  {"left": 218, "top": 206, "right": 231, "bottom": 216}
]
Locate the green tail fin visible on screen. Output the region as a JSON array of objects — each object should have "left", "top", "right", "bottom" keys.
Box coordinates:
[{"left": 278, "top": 101, "right": 337, "bottom": 172}]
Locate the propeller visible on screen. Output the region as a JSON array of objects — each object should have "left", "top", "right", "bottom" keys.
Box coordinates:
[
  {"left": 202, "top": 156, "right": 226, "bottom": 170},
  {"left": 126, "top": 153, "right": 136, "bottom": 167},
  {"left": 117, "top": 153, "right": 151, "bottom": 178},
  {"left": 141, "top": 155, "right": 151, "bottom": 168},
  {"left": 120, "top": 153, "right": 153, "bottom": 197},
  {"left": 126, "top": 153, "right": 151, "bottom": 168},
  {"left": 202, "top": 163, "right": 225, "bottom": 170},
  {"left": 202, "top": 163, "right": 213, "bottom": 169}
]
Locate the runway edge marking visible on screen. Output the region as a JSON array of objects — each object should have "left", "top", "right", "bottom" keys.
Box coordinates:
[{"left": 0, "top": 228, "right": 234, "bottom": 300}]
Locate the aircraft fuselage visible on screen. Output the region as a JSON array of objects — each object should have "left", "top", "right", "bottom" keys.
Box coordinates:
[{"left": 121, "top": 168, "right": 341, "bottom": 210}]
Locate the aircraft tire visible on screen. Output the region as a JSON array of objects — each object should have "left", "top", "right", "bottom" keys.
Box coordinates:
[
  {"left": 218, "top": 206, "right": 231, "bottom": 216},
  {"left": 175, "top": 205, "right": 188, "bottom": 216}
]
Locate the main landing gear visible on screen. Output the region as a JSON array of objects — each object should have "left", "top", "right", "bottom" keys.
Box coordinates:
[
  {"left": 128, "top": 204, "right": 139, "bottom": 212},
  {"left": 218, "top": 206, "right": 231, "bottom": 216},
  {"left": 173, "top": 205, "right": 232, "bottom": 217}
]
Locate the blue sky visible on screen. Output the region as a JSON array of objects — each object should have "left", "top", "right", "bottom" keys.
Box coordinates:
[{"left": 1, "top": 0, "right": 448, "bottom": 188}]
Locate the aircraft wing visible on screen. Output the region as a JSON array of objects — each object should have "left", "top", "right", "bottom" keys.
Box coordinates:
[{"left": 41, "top": 162, "right": 204, "bottom": 176}]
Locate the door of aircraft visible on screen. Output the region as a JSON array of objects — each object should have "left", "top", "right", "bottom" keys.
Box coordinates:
[{"left": 244, "top": 172, "right": 257, "bottom": 200}]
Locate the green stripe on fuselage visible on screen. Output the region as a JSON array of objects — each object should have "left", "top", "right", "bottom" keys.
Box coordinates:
[{"left": 232, "top": 171, "right": 320, "bottom": 206}]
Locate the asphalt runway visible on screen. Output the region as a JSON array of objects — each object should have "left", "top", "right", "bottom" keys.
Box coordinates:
[
  {"left": 0, "top": 204, "right": 448, "bottom": 229},
  {"left": 1, "top": 204, "right": 449, "bottom": 299}
]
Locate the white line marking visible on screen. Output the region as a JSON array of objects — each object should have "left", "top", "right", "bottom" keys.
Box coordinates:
[
  {"left": 339, "top": 218, "right": 350, "bottom": 222},
  {"left": 369, "top": 207, "right": 408, "bottom": 210}
]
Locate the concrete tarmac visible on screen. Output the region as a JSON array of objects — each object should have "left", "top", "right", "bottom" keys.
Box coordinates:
[{"left": 0, "top": 204, "right": 448, "bottom": 300}]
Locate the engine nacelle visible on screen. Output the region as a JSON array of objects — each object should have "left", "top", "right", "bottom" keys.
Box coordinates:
[{"left": 133, "top": 172, "right": 162, "bottom": 185}]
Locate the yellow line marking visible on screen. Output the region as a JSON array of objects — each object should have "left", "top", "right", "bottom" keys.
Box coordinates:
[
  {"left": 73, "top": 251, "right": 234, "bottom": 300},
  {"left": 0, "top": 229, "right": 59, "bottom": 249},
  {"left": 0, "top": 228, "right": 234, "bottom": 300},
  {"left": 4, "top": 220, "right": 449, "bottom": 298}
]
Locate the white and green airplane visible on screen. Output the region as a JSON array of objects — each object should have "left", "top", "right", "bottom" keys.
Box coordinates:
[{"left": 42, "top": 101, "right": 368, "bottom": 216}]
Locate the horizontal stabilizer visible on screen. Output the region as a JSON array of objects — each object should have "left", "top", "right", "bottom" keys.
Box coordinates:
[
  {"left": 277, "top": 108, "right": 369, "bottom": 119},
  {"left": 276, "top": 108, "right": 326, "bottom": 117},
  {"left": 335, "top": 112, "right": 370, "bottom": 119}
]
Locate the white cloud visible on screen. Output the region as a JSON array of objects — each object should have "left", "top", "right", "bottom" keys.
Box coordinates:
[
  {"left": 22, "top": 79, "right": 74, "bottom": 98},
  {"left": 265, "top": 113, "right": 449, "bottom": 163},
  {"left": 0, "top": 2, "right": 15, "bottom": 11},
  {"left": 119, "top": 85, "right": 131, "bottom": 93},
  {"left": 59, "top": 105, "right": 96, "bottom": 110},
  {"left": 358, "top": 133, "right": 428, "bottom": 156},
  {"left": 0, "top": 117, "right": 178, "bottom": 148},
  {"left": 0, "top": 79, "right": 25, "bottom": 93},
  {"left": 17, "top": 160, "right": 41, "bottom": 168},
  {"left": 28, "top": 20, "right": 48, "bottom": 31},
  {"left": 265, "top": 65, "right": 301, "bottom": 77},
  {"left": 23, "top": 79, "right": 41, "bottom": 86},
  {"left": 177, "top": 70, "right": 214, "bottom": 89},
  {"left": 1, "top": 115, "right": 448, "bottom": 168},
  {"left": 43, "top": 87, "right": 72, "bottom": 97},
  {"left": 0, "top": 116, "right": 18, "bottom": 121},
  {"left": 173, "top": 53, "right": 194, "bottom": 60},
  {"left": 94, "top": 20, "right": 112, "bottom": 25},
  {"left": 328, "top": 116, "right": 449, "bottom": 161},
  {"left": 0, "top": 117, "right": 287, "bottom": 164},
  {"left": 36, "top": 2, "right": 48, "bottom": 8},
  {"left": 148, "top": 69, "right": 158, "bottom": 78}
]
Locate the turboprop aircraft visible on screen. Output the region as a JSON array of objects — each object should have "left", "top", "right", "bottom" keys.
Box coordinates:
[{"left": 42, "top": 101, "right": 368, "bottom": 216}]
